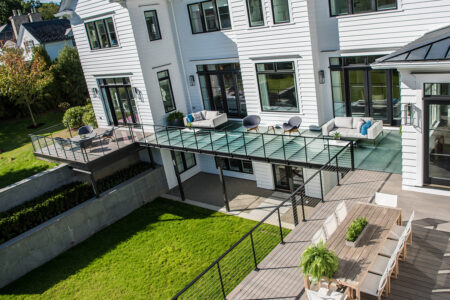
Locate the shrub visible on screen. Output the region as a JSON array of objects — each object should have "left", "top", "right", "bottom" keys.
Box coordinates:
[
  {"left": 63, "top": 106, "right": 85, "bottom": 129},
  {"left": 97, "top": 162, "right": 152, "bottom": 193},
  {"left": 346, "top": 217, "right": 368, "bottom": 242},
  {"left": 82, "top": 104, "right": 97, "bottom": 128},
  {"left": 300, "top": 241, "right": 339, "bottom": 282},
  {"left": 167, "top": 111, "right": 184, "bottom": 122},
  {"left": 58, "top": 102, "right": 70, "bottom": 111},
  {"left": 0, "top": 182, "right": 94, "bottom": 244}
]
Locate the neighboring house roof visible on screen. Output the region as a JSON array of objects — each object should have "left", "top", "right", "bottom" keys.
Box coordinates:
[
  {"left": 375, "top": 25, "right": 450, "bottom": 64},
  {"left": 0, "top": 24, "right": 14, "bottom": 44},
  {"left": 21, "top": 19, "right": 72, "bottom": 44}
]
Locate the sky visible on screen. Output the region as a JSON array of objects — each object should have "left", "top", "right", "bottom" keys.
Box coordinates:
[{"left": 39, "top": 0, "right": 61, "bottom": 3}]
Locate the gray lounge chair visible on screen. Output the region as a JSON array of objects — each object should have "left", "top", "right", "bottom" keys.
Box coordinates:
[
  {"left": 283, "top": 116, "right": 302, "bottom": 135},
  {"left": 78, "top": 125, "right": 94, "bottom": 136},
  {"left": 100, "top": 127, "right": 115, "bottom": 142},
  {"left": 243, "top": 115, "right": 261, "bottom": 132}
]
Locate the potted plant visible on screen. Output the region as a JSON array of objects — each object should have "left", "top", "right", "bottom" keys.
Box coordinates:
[
  {"left": 345, "top": 217, "right": 369, "bottom": 247},
  {"left": 167, "top": 111, "right": 184, "bottom": 127},
  {"left": 299, "top": 241, "right": 339, "bottom": 284},
  {"left": 333, "top": 132, "right": 341, "bottom": 140}
]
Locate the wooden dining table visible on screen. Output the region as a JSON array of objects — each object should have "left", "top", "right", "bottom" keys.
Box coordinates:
[{"left": 326, "top": 202, "right": 402, "bottom": 299}]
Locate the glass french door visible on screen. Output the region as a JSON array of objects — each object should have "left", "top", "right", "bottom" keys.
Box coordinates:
[
  {"left": 273, "top": 165, "right": 304, "bottom": 191},
  {"left": 197, "top": 63, "right": 247, "bottom": 118},
  {"left": 99, "top": 78, "right": 139, "bottom": 126},
  {"left": 424, "top": 100, "right": 450, "bottom": 186}
]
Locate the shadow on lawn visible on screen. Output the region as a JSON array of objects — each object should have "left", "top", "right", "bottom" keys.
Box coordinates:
[
  {"left": 0, "top": 198, "right": 220, "bottom": 295},
  {"left": 0, "top": 165, "right": 54, "bottom": 189}
]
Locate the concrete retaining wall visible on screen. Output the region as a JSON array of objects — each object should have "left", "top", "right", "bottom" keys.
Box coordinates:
[
  {"left": 0, "top": 166, "right": 168, "bottom": 288},
  {"left": 0, "top": 165, "right": 78, "bottom": 213}
]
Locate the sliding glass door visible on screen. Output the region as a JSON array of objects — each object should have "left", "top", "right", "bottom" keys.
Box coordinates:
[
  {"left": 330, "top": 56, "right": 401, "bottom": 126},
  {"left": 99, "top": 78, "right": 139, "bottom": 126},
  {"left": 424, "top": 83, "right": 450, "bottom": 187},
  {"left": 197, "top": 63, "right": 247, "bottom": 118}
]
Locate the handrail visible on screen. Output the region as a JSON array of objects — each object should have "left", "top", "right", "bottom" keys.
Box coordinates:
[{"left": 171, "top": 142, "right": 353, "bottom": 299}]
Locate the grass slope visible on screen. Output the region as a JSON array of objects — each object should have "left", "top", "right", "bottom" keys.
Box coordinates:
[
  {"left": 0, "top": 112, "right": 63, "bottom": 189},
  {"left": 0, "top": 199, "right": 287, "bottom": 299}
]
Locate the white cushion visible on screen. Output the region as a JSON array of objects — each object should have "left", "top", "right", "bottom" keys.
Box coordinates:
[
  {"left": 204, "top": 110, "right": 219, "bottom": 120},
  {"left": 360, "top": 272, "right": 384, "bottom": 297},
  {"left": 323, "top": 214, "right": 338, "bottom": 239},
  {"left": 352, "top": 118, "right": 362, "bottom": 129},
  {"left": 193, "top": 119, "right": 213, "bottom": 128},
  {"left": 334, "top": 117, "right": 353, "bottom": 129},
  {"left": 192, "top": 112, "right": 204, "bottom": 121},
  {"left": 312, "top": 228, "right": 326, "bottom": 244},
  {"left": 335, "top": 202, "right": 347, "bottom": 224},
  {"left": 374, "top": 192, "right": 398, "bottom": 208},
  {"left": 388, "top": 224, "right": 405, "bottom": 241},
  {"left": 379, "top": 239, "right": 398, "bottom": 257}
]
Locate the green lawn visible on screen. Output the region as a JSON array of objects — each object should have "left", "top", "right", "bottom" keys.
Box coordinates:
[
  {"left": 0, "top": 199, "right": 288, "bottom": 299},
  {"left": 0, "top": 111, "right": 63, "bottom": 189}
]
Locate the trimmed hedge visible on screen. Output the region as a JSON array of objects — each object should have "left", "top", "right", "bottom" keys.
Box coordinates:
[
  {"left": 0, "top": 182, "right": 94, "bottom": 244},
  {"left": 0, "top": 162, "right": 153, "bottom": 245},
  {"left": 97, "top": 162, "right": 152, "bottom": 193}
]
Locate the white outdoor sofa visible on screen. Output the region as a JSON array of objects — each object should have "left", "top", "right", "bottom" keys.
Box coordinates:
[
  {"left": 322, "top": 117, "right": 383, "bottom": 141},
  {"left": 183, "top": 110, "right": 228, "bottom": 128}
]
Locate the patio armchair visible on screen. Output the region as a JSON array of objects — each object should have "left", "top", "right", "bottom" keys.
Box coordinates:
[
  {"left": 243, "top": 115, "right": 261, "bottom": 132},
  {"left": 334, "top": 202, "right": 348, "bottom": 224},
  {"left": 283, "top": 116, "right": 302, "bottom": 135},
  {"left": 323, "top": 213, "right": 339, "bottom": 239},
  {"left": 374, "top": 192, "right": 398, "bottom": 208},
  {"left": 100, "top": 127, "right": 115, "bottom": 142},
  {"left": 78, "top": 125, "right": 94, "bottom": 136},
  {"left": 311, "top": 228, "right": 326, "bottom": 245},
  {"left": 305, "top": 280, "right": 348, "bottom": 300},
  {"left": 388, "top": 210, "right": 414, "bottom": 246},
  {"left": 360, "top": 266, "right": 389, "bottom": 300}
]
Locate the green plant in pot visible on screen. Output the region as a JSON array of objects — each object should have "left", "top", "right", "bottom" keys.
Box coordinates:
[
  {"left": 299, "top": 241, "right": 339, "bottom": 283},
  {"left": 167, "top": 111, "right": 184, "bottom": 127},
  {"left": 346, "top": 217, "right": 368, "bottom": 243},
  {"left": 333, "top": 131, "right": 341, "bottom": 140}
]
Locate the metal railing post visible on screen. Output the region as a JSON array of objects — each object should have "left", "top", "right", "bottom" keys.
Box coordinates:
[
  {"left": 154, "top": 125, "right": 159, "bottom": 145},
  {"left": 193, "top": 128, "right": 199, "bottom": 150},
  {"left": 217, "top": 262, "right": 226, "bottom": 299},
  {"left": 36, "top": 136, "right": 43, "bottom": 153},
  {"left": 300, "top": 192, "right": 306, "bottom": 222},
  {"left": 141, "top": 124, "right": 146, "bottom": 142},
  {"left": 250, "top": 232, "right": 259, "bottom": 270},
  {"left": 260, "top": 133, "right": 266, "bottom": 158},
  {"left": 319, "top": 170, "right": 324, "bottom": 202},
  {"left": 350, "top": 142, "right": 355, "bottom": 171},
  {"left": 336, "top": 156, "right": 340, "bottom": 186},
  {"left": 43, "top": 137, "right": 51, "bottom": 155},
  {"left": 166, "top": 127, "right": 171, "bottom": 146},
  {"left": 50, "top": 135, "right": 59, "bottom": 158},
  {"left": 209, "top": 130, "right": 214, "bottom": 151},
  {"left": 69, "top": 140, "right": 76, "bottom": 160},
  {"left": 281, "top": 135, "right": 287, "bottom": 161},
  {"left": 277, "top": 207, "right": 284, "bottom": 244},
  {"left": 303, "top": 137, "right": 308, "bottom": 162},
  {"left": 180, "top": 128, "right": 185, "bottom": 148},
  {"left": 290, "top": 196, "right": 299, "bottom": 226},
  {"left": 113, "top": 127, "right": 120, "bottom": 149},
  {"left": 225, "top": 130, "right": 231, "bottom": 154},
  {"left": 327, "top": 139, "right": 331, "bottom": 161},
  {"left": 29, "top": 135, "right": 36, "bottom": 152}
]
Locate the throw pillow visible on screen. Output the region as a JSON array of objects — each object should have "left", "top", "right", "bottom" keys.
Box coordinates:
[
  {"left": 356, "top": 120, "right": 365, "bottom": 132},
  {"left": 360, "top": 120, "right": 372, "bottom": 135},
  {"left": 335, "top": 117, "right": 353, "bottom": 129},
  {"left": 205, "top": 111, "right": 219, "bottom": 119},
  {"left": 192, "top": 112, "right": 203, "bottom": 122},
  {"left": 187, "top": 114, "right": 194, "bottom": 123}
]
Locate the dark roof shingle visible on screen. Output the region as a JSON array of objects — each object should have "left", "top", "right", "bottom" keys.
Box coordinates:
[
  {"left": 22, "top": 19, "right": 72, "bottom": 43},
  {"left": 0, "top": 24, "right": 14, "bottom": 43}
]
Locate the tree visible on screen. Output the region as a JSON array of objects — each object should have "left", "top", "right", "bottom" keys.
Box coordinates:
[
  {"left": 0, "top": 47, "right": 53, "bottom": 127},
  {"left": 37, "top": 3, "right": 59, "bottom": 20},
  {"left": 32, "top": 45, "right": 51, "bottom": 66},
  {"left": 52, "top": 46, "right": 88, "bottom": 107},
  {"left": 0, "top": 0, "right": 22, "bottom": 24}
]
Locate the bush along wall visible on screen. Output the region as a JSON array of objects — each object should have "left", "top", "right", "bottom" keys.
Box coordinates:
[{"left": 0, "top": 162, "right": 153, "bottom": 245}]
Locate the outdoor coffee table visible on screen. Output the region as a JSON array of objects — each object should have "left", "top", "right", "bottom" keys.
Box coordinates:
[{"left": 259, "top": 122, "right": 279, "bottom": 133}]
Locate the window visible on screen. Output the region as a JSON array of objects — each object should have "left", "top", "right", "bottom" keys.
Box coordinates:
[
  {"left": 216, "top": 158, "right": 254, "bottom": 174},
  {"left": 329, "top": 0, "right": 397, "bottom": 16},
  {"left": 256, "top": 62, "right": 299, "bottom": 112},
  {"left": 188, "top": 0, "right": 231, "bottom": 34},
  {"left": 246, "top": 0, "right": 264, "bottom": 27},
  {"left": 85, "top": 17, "right": 118, "bottom": 50},
  {"left": 271, "top": 0, "right": 290, "bottom": 24},
  {"left": 144, "top": 10, "right": 161, "bottom": 41},
  {"left": 25, "top": 40, "right": 35, "bottom": 52},
  {"left": 424, "top": 83, "right": 450, "bottom": 97},
  {"left": 157, "top": 70, "right": 176, "bottom": 113},
  {"left": 174, "top": 152, "right": 197, "bottom": 173}
]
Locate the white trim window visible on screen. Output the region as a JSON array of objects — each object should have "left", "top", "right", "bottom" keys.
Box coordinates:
[{"left": 85, "top": 17, "right": 119, "bottom": 50}]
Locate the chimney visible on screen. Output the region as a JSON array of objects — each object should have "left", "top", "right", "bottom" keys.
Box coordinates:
[
  {"left": 28, "top": 8, "right": 42, "bottom": 23},
  {"left": 9, "top": 10, "right": 29, "bottom": 41}
]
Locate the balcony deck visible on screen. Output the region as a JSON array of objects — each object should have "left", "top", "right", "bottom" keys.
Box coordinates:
[{"left": 227, "top": 171, "right": 450, "bottom": 300}]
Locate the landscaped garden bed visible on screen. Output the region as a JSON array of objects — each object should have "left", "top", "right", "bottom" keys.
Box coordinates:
[
  {"left": 0, "top": 162, "right": 152, "bottom": 244},
  {"left": 0, "top": 199, "right": 285, "bottom": 299}
]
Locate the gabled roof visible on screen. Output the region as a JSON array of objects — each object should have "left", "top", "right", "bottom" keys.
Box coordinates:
[
  {"left": 375, "top": 25, "right": 450, "bottom": 64},
  {"left": 21, "top": 19, "right": 72, "bottom": 44},
  {"left": 0, "top": 24, "right": 14, "bottom": 43}
]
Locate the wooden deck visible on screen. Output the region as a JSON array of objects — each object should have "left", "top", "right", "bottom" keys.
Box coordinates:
[{"left": 228, "top": 170, "right": 450, "bottom": 300}]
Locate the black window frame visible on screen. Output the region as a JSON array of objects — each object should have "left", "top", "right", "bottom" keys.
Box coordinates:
[
  {"left": 175, "top": 151, "right": 197, "bottom": 174},
  {"left": 84, "top": 17, "right": 119, "bottom": 50},
  {"left": 271, "top": 0, "right": 290, "bottom": 24},
  {"left": 157, "top": 70, "right": 177, "bottom": 113},
  {"left": 144, "top": 10, "right": 162, "bottom": 41},
  {"left": 187, "top": 0, "right": 231, "bottom": 34},
  {"left": 215, "top": 158, "right": 254, "bottom": 174},
  {"left": 328, "top": 0, "right": 397, "bottom": 17},
  {"left": 256, "top": 61, "right": 299, "bottom": 113},
  {"left": 246, "top": 0, "right": 265, "bottom": 27}
]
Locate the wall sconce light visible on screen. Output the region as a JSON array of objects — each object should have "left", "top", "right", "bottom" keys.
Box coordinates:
[
  {"left": 318, "top": 70, "right": 325, "bottom": 84},
  {"left": 189, "top": 75, "right": 195, "bottom": 86},
  {"left": 133, "top": 87, "right": 144, "bottom": 102},
  {"left": 91, "top": 88, "right": 98, "bottom": 98}
]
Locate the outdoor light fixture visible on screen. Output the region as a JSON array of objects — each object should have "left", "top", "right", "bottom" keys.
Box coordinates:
[
  {"left": 133, "top": 87, "right": 144, "bottom": 102},
  {"left": 189, "top": 75, "right": 195, "bottom": 86},
  {"left": 318, "top": 70, "right": 325, "bottom": 84},
  {"left": 91, "top": 88, "right": 98, "bottom": 98}
]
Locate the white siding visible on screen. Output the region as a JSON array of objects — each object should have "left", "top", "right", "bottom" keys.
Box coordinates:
[
  {"left": 70, "top": 0, "right": 153, "bottom": 127},
  {"left": 253, "top": 162, "right": 275, "bottom": 189},
  {"left": 335, "top": 0, "right": 450, "bottom": 51}
]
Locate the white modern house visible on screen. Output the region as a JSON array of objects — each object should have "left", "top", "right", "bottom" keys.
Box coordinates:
[{"left": 55, "top": 0, "right": 450, "bottom": 196}]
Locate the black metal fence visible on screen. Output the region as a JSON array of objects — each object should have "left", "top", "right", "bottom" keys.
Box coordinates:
[{"left": 172, "top": 143, "right": 353, "bottom": 299}]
